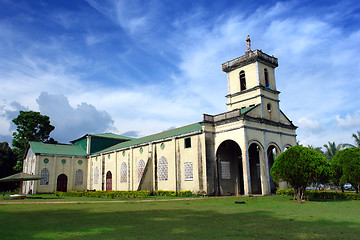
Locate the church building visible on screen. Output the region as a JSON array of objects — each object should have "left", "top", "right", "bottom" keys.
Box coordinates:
[{"left": 22, "top": 37, "right": 297, "bottom": 196}]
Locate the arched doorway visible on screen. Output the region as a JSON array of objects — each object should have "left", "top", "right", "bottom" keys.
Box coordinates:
[
  {"left": 57, "top": 174, "right": 68, "bottom": 192},
  {"left": 249, "top": 143, "right": 262, "bottom": 194},
  {"left": 215, "top": 140, "right": 244, "bottom": 196},
  {"left": 267, "top": 145, "right": 279, "bottom": 194},
  {"left": 106, "top": 171, "right": 112, "bottom": 191}
]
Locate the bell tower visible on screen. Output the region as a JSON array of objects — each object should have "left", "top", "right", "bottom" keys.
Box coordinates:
[{"left": 222, "top": 36, "right": 281, "bottom": 121}]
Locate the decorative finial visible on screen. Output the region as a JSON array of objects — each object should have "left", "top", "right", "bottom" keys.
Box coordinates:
[{"left": 246, "top": 35, "right": 251, "bottom": 52}]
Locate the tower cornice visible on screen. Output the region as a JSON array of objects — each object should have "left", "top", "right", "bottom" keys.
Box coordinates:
[
  {"left": 225, "top": 85, "right": 280, "bottom": 99},
  {"left": 222, "top": 49, "right": 278, "bottom": 72}
]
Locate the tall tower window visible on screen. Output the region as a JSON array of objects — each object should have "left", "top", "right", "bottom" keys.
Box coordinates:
[
  {"left": 138, "top": 160, "right": 145, "bottom": 182},
  {"left": 94, "top": 166, "right": 99, "bottom": 184},
  {"left": 158, "top": 157, "right": 168, "bottom": 181},
  {"left": 120, "top": 162, "right": 127, "bottom": 183},
  {"left": 75, "top": 169, "right": 83, "bottom": 185},
  {"left": 240, "top": 70, "right": 246, "bottom": 91},
  {"left": 264, "top": 68, "right": 270, "bottom": 88}
]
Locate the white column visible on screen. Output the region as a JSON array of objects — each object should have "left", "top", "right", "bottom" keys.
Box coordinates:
[
  {"left": 52, "top": 155, "right": 57, "bottom": 192},
  {"left": 114, "top": 152, "right": 118, "bottom": 190},
  {"left": 243, "top": 127, "right": 251, "bottom": 195},
  {"left": 69, "top": 156, "right": 74, "bottom": 191},
  {"left": 255, "top": 61, "right": 260, "bottom": 85},
  {"left": 263, "top": 132, "right": 271, "bottom": 195}
]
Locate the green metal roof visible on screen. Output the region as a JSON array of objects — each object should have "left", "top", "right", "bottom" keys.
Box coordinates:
[
  {"left": 89, "top": 133, "right": 134, "bottom": 140},
  {"left": 241, "top": 106, "right": 256, "bottom": 114},
  {"left": 0, "top": 172, "right": 43, "bottom": 182},
  {"left": 28, "top": 142, "right": 87, "bottom": 156},
  {"left": 94, "top": 123, "right": 203, "bottom": 155},
  {"left": 71, "top": 133, "right": 134, "bottom": 144}
]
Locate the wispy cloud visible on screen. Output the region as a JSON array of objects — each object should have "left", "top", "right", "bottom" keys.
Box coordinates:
[
  {"left": 297, "top": 118, "right": 324, "bottom": 134},
  {"left": 85, "top": 32, "right": 108, "bottom": 46},
  {"left": 336, "top": 113, "right": 360, "bottom": 129},
  {"left": 87, "top": 0, "right": 156, "bottom": 36},
  {"left": 52, "top": 11, "right": 78, "bottom": 29},
  {"left": 0, "top": 0, "right": 359, "bottom": 148}
]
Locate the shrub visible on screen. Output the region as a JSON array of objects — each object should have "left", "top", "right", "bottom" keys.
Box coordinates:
[
  {"left": 331, "top": 148, "right": 360, "bottom": 193},
  {"left": 154, "top": 190, "right": 177, "bottom": 197},
  {"left": 271, "top": 145, "right": 331, "bottom": 201},
  {"left": 276, "top": 189, "right": 360, "bottom": 200},
  {"left": 54, "top": 190, "right": 151, "bottom": 198},
  {"left": 54, "top": 190, "right": 196, "bottom": 198},
  {"left": 177, "top": 190, "right": 194, "bottom": 197}
]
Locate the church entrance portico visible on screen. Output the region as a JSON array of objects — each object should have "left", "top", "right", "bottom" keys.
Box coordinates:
[{"left": 215, "top": 140, "right": 244, "bottom": 196}]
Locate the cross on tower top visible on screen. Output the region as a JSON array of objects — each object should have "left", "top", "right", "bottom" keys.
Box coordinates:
[{"left": 246, "top": 35, "right": 251, "bottom": 52}]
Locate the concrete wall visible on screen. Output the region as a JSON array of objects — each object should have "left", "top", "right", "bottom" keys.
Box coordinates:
[
  {"left": 23, "top": 154, "right": 87, "bottom": 194},
  {"left": 87, "top": 132, "right": 208, "bottom": 194}
]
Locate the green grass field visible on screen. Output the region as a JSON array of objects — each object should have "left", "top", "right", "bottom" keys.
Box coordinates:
[{"left": 0, "top": 195, "right": 359, "bottom": 239}]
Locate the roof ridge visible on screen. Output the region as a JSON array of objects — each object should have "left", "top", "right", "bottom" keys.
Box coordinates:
[
  {"left": 28, "top": 141, "right": 87, "bottom": 156},
  {"left": 92, "top": 122, "right": 202, "bottom": 155}
]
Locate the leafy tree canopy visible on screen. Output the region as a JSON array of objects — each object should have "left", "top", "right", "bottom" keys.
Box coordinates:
[
  {"left": 0, "top": 142, "right": 18, "bottom": 191},
  {"left": 12, "top": 110, "right": 56, "bottom": 171},
  {"left": 307, "top": 145, "right": 323, "bottom": 154},
  {"left": 343, "top": 131, "right": 360, "bottom": 148},
  {"left": 331, "top": 147, "right": 360, "bottom": 193},
  {"left": 271, "top": 145, "right": 331, "bottom": 201},
  {"left": 323, "top": 141, "right": 343, "bottom": 162}
]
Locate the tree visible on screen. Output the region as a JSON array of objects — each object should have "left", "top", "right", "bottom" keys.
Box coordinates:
[
  {"left": 12, "top": 110, "right": 56, "bottom": 171},
  {"left": 307, "top": 145, "right": 323, "bottom": 154},
  {"left": 0, "top": 142, "right": 18, "bottom": 191},
  {"left": 271, "top": 145, "right": 331, "bottom": 201},
  {"left": 331, "top": 148, "right": 360, "bottom": 193},
  {"left": 323, "top": 141, "right": 343, "bottom": 162},
  {"left": 343, "top": 131, "right": 360, "bottom": 148}
]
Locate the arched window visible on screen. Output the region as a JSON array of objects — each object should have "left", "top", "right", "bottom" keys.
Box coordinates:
[
  {"left": 158, "top": 157, "right": 168, "bottom": 181},
  {"left": 240, "top": 70, "right": 246, "bottom": 91},
  {"left": 264, "top": 68, "right": 270, "bottom": 88},
  {"left": 138, "top": 160, "right": 146, "bottom": 182},
  {"left": 267, "top": 103, "right": 271, "bottom": 112},
  {"left": 75, "top": 169, "right": 83, "bottom": 185},
  {"left": 40, "top": 168, "right": 49, "bottom": 185},
  {"left": 120, "top": 162, "right": 127, "bottom": 183},
  {"left": 94, "top": 166, "right": 99, "bottom": 184}
]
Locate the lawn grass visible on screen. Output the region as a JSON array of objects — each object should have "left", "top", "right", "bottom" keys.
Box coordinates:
[{"left": 0, "top": 195, "right": 359, "bottom": 239}]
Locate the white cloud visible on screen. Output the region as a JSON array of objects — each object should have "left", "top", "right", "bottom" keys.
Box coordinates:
[
  {"left": 0, "top": 101, "right": 29, "bottom": 135},
  {"left": 36, "top": 92, "right": 115, "bottom": 143},
  {"left": 336, "top": 113, "right": 360, "bottom": 129},
  {"left": 0, "top": 116, "right": 10, "bottom": 136},
  {"left": 297, "top": 117, "right": 323, "bottom": 134}
]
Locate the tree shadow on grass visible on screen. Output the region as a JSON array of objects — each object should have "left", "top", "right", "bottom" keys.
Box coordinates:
[
  {"left": 306, "top": 198, "right": 350, "bottom": 202},
  {"left": 0, "top": 204, "right": 359, "bottom": 240},
  {"left": 280, "top": 196, "right": 352, "bottom": 203}
]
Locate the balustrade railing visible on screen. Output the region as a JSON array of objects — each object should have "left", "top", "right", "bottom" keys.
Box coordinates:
[{"left": 222, "top": 49, "right": 278, "bottom": 72}]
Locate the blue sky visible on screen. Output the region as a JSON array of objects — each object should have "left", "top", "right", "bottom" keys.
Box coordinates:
[{"left": 0, "top": 0, "right": 359, "bottom": 149}]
